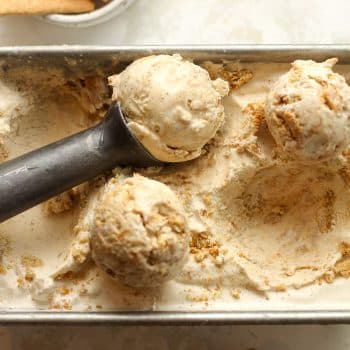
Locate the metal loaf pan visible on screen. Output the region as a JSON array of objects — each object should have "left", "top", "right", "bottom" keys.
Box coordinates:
[{"left": 1, "top": 45, "right": 350, "bottom": 325}]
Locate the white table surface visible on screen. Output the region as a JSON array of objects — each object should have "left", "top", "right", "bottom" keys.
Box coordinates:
[
  {"left": 0, "top": 0, "right": 350, "bottom": 45},
  {"left": 1, "top": 0, "right": 350, "bottom": 349}
]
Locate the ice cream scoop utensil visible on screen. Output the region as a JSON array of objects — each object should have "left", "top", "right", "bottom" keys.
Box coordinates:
[{"left": 0, "top": 103, "right": 161, "bottom": 223}]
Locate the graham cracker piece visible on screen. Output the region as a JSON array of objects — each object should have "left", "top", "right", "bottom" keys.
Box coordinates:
[{"left": 0, "top": 0, "right": 95, "bottom": 15}]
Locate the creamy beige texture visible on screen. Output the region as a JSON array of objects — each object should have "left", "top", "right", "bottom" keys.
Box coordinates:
[
  {"left": 265, "top": 58, "right": 350, "bottom": 162},
  {"left": 2, "top": 60, "right": 350, "bottom": 311},
  {"left": 0, "top": 81, "right": 30, "bottom": 161},
  {"left": 109, "top": 54, "right": 229, "bottom": 162},
  {"left": 90, "top": 174, "right": 189, "bottom": 288}
]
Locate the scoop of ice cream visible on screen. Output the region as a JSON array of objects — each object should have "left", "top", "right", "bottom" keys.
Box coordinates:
[
  {"left": 265, "top": 58, "right": 350, "bottom": 162},
  {"left": 90, "top": 174, "right": 189, "bottom": 288},
  {"left": 108, "top": 54, "right": 229, "bottom": 162}
]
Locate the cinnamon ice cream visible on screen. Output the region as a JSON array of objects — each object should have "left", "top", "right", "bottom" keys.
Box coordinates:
[
  {"left": 109, "top": 54, "right": 229, "bottom": 162},
  {"left": 265, "top": 58, "right": 350, "bottom": 162},
  {"left": 91, "top": 175, "right": 189, "bottom": 288},
  {"left": 1, "top": 56, "right": 350, "bottom": 312}
]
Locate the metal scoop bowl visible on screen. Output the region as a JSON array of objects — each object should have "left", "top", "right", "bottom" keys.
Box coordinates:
[{"left": 0, "top": 103, "right": 162, "bottom": 223}]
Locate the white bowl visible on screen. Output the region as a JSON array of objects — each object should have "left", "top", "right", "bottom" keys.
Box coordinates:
[{"left": 41, "top": 0, "right": 136, "bottom": 28}]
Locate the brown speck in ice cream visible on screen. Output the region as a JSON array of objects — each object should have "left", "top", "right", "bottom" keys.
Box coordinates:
[
  {"left": 24, "top": 270, "right": 35, "bottom": 282},
  {"left": 21, "top": 255, "right": 43, "bottom": 268},
  {"left": 202, "top": 61, "right": 253, "bottom": 91},
  {"left": 44, "top": 183, "right": 89, "bottom": 215},
  {"left": 189, "top": 231, "right": 221, "bottom": 263},
  {"left": 231, "top": 289, "right": 241, "bottom": 299},
  {"left": 58, "top": 287, "right": 71, "bottom": 296}
]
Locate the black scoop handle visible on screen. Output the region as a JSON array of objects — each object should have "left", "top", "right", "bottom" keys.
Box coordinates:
[{"left": 0, "top": 103, "right": 160, "bottom": 223}]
